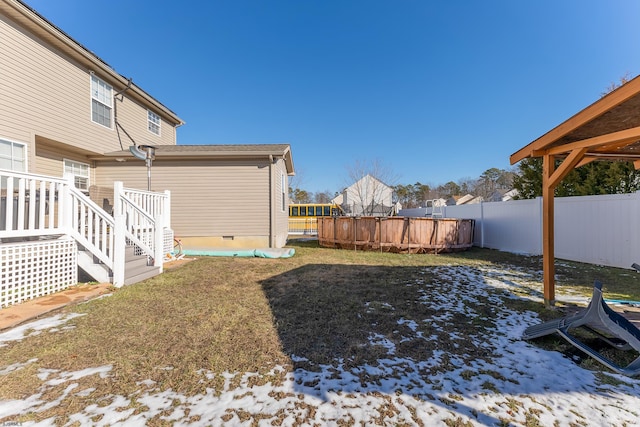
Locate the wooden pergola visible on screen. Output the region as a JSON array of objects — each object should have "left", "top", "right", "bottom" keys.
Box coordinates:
[{"left": 511, "top": 75, "right": 640, "bottom": 305}]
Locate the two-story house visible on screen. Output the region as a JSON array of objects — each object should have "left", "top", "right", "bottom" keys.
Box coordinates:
[{"left": 0, "top": 0, "right": 294, "bottom": 307}]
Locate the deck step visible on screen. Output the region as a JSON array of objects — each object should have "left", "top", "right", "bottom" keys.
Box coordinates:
[
  {"left": 78, "top": 245, "right": 162, "bottom": 285},
  {"left": 124, "top": 264, "right": 161, "bottom": 285},
  {"left": 123, "top": 246, "right": 161, "bottom": 285}
]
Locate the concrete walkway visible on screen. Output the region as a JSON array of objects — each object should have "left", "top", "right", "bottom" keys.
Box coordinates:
[
  {"left": 0, "top": 257, "right": 195, "bottom": 332},
  {"left": 0, "top": 283, "right": 113, "bottom": 331}
]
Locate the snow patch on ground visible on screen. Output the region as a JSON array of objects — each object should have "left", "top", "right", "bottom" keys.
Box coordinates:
[{"left": 1, "top": 266, "right": 640, "bottom": 425}]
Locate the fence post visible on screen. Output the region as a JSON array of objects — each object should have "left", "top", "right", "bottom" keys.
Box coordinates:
[
  {"left": 480, "top": 201, "right": 485, "bottom": 248},
  {"left": 537, "top": 196, "right": 543, "bottom": 255}
]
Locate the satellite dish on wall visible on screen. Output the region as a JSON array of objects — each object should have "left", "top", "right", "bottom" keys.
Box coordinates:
[
  {"left": 129, "top": 144, "right": 156, "bottom": 161},
  {"left": 128, "top": 145, "right": 157, "bottom": 190},
  {"left": 129, "top": 144, "right": 147, "bottom": 160}
]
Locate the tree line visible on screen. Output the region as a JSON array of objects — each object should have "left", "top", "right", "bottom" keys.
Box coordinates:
[
  {"left": 290, "top": 160, "right": 640, "bottom": 206},
  {"left": 290, "top": 75, "right": 640, "bottom": 206}
]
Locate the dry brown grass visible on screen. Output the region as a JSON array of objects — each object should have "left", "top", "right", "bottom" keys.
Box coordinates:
[{"left": 1, "top": 240, "right": 639, "bottom": 424}]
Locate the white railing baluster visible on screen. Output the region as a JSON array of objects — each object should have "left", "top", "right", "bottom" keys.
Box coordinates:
[
  {"left": 0, "top": 169, "right": 170, "bottom": 287},
  {"left": 118, "top": 184, "right": 171, "bottom": 269},
  {"left": 28, "top": 178, "right": 36, "bottom": 229},
  {"left": 5, "top": 177, "right": 13, "bottom": 232},
  {"left": 38, "top": 180, "right": 46, "bottom": 230},
  {"left": 17, "top": 178, "right": 25, "bottom": 231},
  {"left": 49, "top": 182, "right": 56, "bottom": 229}
]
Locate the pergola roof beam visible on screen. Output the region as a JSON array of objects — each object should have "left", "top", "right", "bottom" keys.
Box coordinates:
[
  {"left": 542, "top": 125, "right": 640, "bottom": 156},
  {"left": 548, "top": 148, "right": 588, "bottom": 188},
  {"left": 511, "top": 76, "right": 640, "bottom": 164}
]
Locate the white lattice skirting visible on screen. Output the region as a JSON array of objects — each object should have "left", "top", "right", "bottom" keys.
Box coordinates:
[
  {"left": 0, "top": 238, "right": 77, "bottom": 308},
  {"left": 163, "top": 228, "right": 174, "bottom": 255}
]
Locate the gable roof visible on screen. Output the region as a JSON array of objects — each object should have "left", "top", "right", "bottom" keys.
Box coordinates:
[
  {"left": 1, "top": 0, "right": 183, "bottom": 127},
  {"left": 343, "top": 174, "right": 392, "bottom": 191},
  {"left": 100, "top": 144, "right": 295, "bottom": 174},
  {"left": 511, "top": 75, "right": 640, "bottom": 165}
]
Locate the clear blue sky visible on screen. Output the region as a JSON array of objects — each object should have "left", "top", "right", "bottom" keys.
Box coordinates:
[{"left": 26, "top": 0, "right": 640, "bottom": 194}]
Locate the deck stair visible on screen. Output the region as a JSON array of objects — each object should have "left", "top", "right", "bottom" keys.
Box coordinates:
[
  {"left": 77, "top": 243, "right": 160, "bottom": 285},
  {"left": 0, "top": 171, "right": 171, "bottom": 309},
  {"left": 123, "top": 246, "right": 160, "bottom": 285}
]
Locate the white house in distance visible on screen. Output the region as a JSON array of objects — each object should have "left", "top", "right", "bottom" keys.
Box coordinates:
[{"left": 332, "top": 174, "right": 399, "bottom": 216}]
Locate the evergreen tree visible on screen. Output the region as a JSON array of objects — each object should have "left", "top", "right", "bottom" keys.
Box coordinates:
[{"left": 512, "top": 158, "right": 640, "bottom": 199}]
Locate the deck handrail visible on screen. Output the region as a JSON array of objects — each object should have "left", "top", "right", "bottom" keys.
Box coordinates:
[
  {"left": 0, "top": 169, "right": 169, "bottom": 287},
  {"left": 115, "top": 182, "right": 165, "bottom": 272},
  {"left": 122, "top": 187, "right": 171, "bottom": 229},
  {"left": 67, "top": 184, "right": 115, "bottom": 269},
  {"left": 0, "top": 169, "right": 66, "bottom": 238}
]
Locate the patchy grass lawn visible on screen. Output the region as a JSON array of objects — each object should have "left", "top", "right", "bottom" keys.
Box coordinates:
[{"left": 1, "top": 240, "right": 639, "bottom": 425}]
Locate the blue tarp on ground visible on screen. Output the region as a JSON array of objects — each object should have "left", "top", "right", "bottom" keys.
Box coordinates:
[{"left": 182, "top": 248, "right": 295, "bottom": 258}]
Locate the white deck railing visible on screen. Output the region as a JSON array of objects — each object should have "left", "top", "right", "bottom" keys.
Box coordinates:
[
  {"left": 68, "top": 184, "right": 115, "bottom": 269},
  {"left": 0, "top": 169, "right": 170, "bottom": 288},
  {"left": 115, "top": 183, "right": 168, "bottom": 267},
  {"left": 0, "top": 170, "right": 67, "bottom": 238},
  {"left": 122, "top": 186, "right": 171, "bottom": 229}
]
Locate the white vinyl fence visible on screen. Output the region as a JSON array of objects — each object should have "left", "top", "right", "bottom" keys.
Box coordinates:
[{"left": 399, "top": 192, "right": 640, "bottom": 269}]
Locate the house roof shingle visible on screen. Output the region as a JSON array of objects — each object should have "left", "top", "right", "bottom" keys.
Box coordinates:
[{"left": 100, "top": 144, "right": 295, "bottom": 174}]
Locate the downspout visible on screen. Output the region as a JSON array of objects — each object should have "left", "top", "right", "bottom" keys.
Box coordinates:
[{"left": 269, "top": 155, "right": 275, "bottom": 248}]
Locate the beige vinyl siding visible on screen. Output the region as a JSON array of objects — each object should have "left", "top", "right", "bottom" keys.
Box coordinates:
[
  {"left": 94, "top": 159, "right": 271, "bottom": 237},
  {"left": 0, "top": 14, "right": 175, "bottom": 162},
  {"left": 112, "top": 91, "right": 176, "bottom": 148},
  {"left": 34, "top": 142, "right": 95, "bottom": 184},
  {"left": 274, "top": 158, "right": 290, "bottom": 247}
]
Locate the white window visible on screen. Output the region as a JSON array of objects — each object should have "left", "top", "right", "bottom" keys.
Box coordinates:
[
  {"left": 148, "top": 110, "right": 161, "bottom": 135},
  {"left": 91, "top": 75, "right": 113, "bottom": 128},
  {"left": 64, "top": 159, "right": 90, "bottom": 191},
  {"left": 0, "top": 138, "right": 26, "bottom": 171}
]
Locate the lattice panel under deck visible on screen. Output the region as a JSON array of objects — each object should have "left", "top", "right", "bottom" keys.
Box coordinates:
[
  {"left": 0, "top": 238, "right": 77, "bottom": 308},
  {"left": 163, "top": 228, "right": 174, "bottom": 254}
]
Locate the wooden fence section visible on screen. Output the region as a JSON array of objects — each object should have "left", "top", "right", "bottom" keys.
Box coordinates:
[{"left": 318, "top": 217, "right": 474, "bottom": 253}]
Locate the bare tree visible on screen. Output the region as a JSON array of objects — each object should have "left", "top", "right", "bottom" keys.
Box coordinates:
[
  {"left": 314, "top": 190, "right": 332, "bottom": 203},
  {"left": 288, "top": 169, "right": 306, "bottom": 203},
  {"left": 341, "top": 159, "right": 399, "bottom": 216},
  {"left": 602, "top": 72, "right": 633, "bottom": 97}
]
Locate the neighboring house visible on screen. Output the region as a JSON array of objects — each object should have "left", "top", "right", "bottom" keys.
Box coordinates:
[
  {"left": 486, "top": 189, "right": 519, "bottom": 202},
  {"left": 0, "top": 0, "right": 294, "bottom": 306},
  {"left": 445, "top": 194, "right": 483, "bottom": 206},
  {"left": 332, "top": 174, "right": 397, "bottom": 216}
]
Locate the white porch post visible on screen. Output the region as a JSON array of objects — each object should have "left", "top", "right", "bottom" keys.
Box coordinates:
[
  {"left": 154, "top": 212, "right": 164, "bottom": 271},
  {"left": 163, "top": 190, "right": 171, "bottom": 229},
  {"left": 112, "top": 181, "right": 126, "bottom": 287},
  {"left": 62, "top": 173, "right": 74, "bottom": 235}
]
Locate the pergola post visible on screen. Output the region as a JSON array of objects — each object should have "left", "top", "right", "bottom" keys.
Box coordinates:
[
  {"left": 542, "top": 154, "right": 556, "bottom": 305},
  {"left": 510, "top": 75, "right": 640, "bottom": 307}
]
